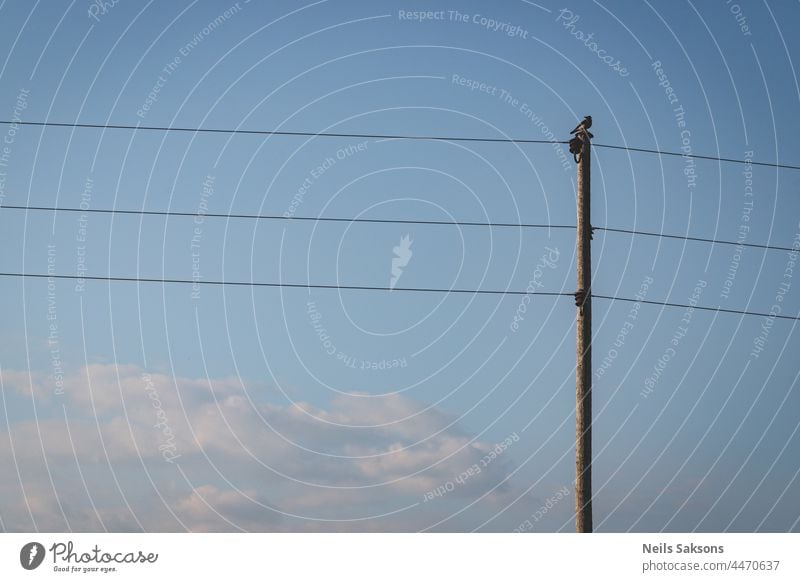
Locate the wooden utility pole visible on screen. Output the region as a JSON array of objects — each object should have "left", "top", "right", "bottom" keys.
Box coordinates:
[{"left": 571, "top": 121, "right": 593, "bottom": 532}]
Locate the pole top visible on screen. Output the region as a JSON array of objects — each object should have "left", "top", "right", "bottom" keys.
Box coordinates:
[{"left": 569, "top": 116, "right": 593, "bottom": 163}]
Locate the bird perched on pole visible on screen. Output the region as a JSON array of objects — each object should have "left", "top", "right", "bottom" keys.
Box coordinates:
[
  {"left": 569, "top": 115, "right": 593, "bottom": 162},
  {"left": 570, "top": 115, "right": 592, "bottom": 135}
]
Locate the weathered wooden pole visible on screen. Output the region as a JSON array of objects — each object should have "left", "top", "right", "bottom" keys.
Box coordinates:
[{"left": 571, "top": 120, "right": 593, "bottom": 532}]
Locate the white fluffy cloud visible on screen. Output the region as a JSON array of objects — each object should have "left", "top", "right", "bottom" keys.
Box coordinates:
[{"left": 0, "top": 364, "right": 539, "bottom": 532}]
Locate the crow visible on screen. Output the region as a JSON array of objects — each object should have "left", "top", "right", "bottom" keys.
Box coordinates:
[{"left": 570, "top": 115, "right": 592, "bottom": 134}]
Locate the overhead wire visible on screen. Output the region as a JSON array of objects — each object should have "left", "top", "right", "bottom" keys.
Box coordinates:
[
  {"left": 0, "top": 271, "right": 796, "bottom": 322},
  {"left": 1, "top": 119, "right": 798, "bottom": 170},
  {"left": 2, "top": 204, "right": 796, "bottom": 254}
]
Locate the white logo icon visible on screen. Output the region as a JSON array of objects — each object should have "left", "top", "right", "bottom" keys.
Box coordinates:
[{"left": 390, "top": 234, "right": 413, "bottom": 290}]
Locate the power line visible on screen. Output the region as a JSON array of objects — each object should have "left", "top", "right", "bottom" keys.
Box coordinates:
[
  {"left": 0, "top": 271, "right": 570, "bottom": 296},
  {"left": 591, "top": 143, "right": 800, "bottom": 171},
  {"left": 1, "top": 271, "right": 797, "bottom": 321},
  {"left": 593, "top": 294, "right": 799, "bottom": 322},
  {"left": 596, "top": 226, "right": 798, "bottom": 254},
  {"left": 0, "top": 204, "right": 572, "bottom": 231},
  {"left": 0, "top": 120, "right": 559, "bottom": 145},
  {"left": 1, "top": 119, "right": 798, "bottom": 170},
  {"left": 2, "top": 203, "right": 796, "bottom": 254}
]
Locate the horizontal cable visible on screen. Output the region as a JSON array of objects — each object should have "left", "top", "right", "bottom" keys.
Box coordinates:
[
  {"left": 1, "top": 119, "right": 797, "bottom": 170},
  {"left": 596, "top": 226, "right": 797, "bottom": 254},
  {"left": 591, "top": 143, "right": 800, "bottom": 171},
  {"left": 0, "top": 271, "right": 569, "bottom": 296},
  {"left": 0, "top": 271, "right": 797, "bottom": 321},
  {"left": 593, "top": 294, "right": 798, "bottom": 322},
  {"left": 2, "top": 204, "right": 795, "bottom": 254},
  {"left": 0, "top": 204, "right": 572, "bottom": 230},
  {"left": 0, "top": 120, "right": 560, "bottom": 145}
]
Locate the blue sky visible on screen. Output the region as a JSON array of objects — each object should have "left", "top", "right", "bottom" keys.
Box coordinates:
[{"left": 0, "top": 0, "right": 799, "bottom": 532}]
